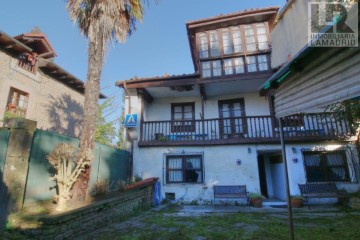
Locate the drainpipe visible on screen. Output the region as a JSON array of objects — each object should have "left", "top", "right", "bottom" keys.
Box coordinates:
[
  {"left": 123, "top": 81, "right": 134, "bottom": 180},
  {"left": 123, "top": 82, "right": 131, "bottom": 114},
  {"left": 279, "top": 118, "right": 295, "bottom": 240}
]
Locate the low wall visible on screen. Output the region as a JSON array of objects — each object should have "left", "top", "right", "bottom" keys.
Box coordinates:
[{"left": 22, "top": 184, "right": 153, "bottom": 240}]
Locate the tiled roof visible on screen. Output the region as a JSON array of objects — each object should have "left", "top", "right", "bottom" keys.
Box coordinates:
[
  {"left": 15, "top": 32, "right": 58, "bottom": 58},
  {"left": 186, "top": 6, "right": 279, "bottom": 25},
  {"left": 116, "top": 73, "right": 200, "bottom": 86},
  {"left": 0, "top": 30, "right": 106, "bottom": 99}
]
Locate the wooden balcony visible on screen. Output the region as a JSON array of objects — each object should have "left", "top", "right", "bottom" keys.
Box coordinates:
[{"left": 138, "top": 113, "right": 352, "bottom": 147}]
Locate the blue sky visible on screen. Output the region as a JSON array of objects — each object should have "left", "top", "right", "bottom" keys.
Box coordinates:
[{"left": 0, "top": 0, "right": 286, "bottom": 123}]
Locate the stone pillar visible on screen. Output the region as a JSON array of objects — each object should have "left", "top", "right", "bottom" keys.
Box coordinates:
[{"left": 2, "top": 119, "right": 37, "bottom": 212}]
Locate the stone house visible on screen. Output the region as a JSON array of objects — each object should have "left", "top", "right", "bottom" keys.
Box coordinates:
[{"left": 0, "top": 30, "right": 105, "bottom": 137}]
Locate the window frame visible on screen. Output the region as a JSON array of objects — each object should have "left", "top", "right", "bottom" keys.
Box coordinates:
[
  {"left": 197, "top": 22, "right": 271, "bottom": 78},
  {"left": 165, "top": 153, "right": 204, "bottom": 184},
  {"left": 6, "top": 87, "right": 29, "bottom": 117},
  {"left": 302, "top": 150, "right": 350, "bottom": 183},
  {"left": 218, "top": 98, "right": 247, "bottom": 138},
  {"left": 18, "top": 52, "right": 37, "bottom": 73},
  {"left": 171, "top": 102, "right": 195, "bottom": 133}
]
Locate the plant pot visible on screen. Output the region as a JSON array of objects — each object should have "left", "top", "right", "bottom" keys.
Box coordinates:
[
  {"left": 291, "top": 198, "right": 303, "bottom": 208},
  {"left": 127, "top": 177, "right": 159, "bottom": 190},
  {"left": 249, "top": 198, "right": 263, "bottom": 208}
]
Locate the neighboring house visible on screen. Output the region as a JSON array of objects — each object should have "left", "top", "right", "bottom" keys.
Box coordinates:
[
  {"left": 116, "top": 6, "right": 359, "bottom": 203},
  {"left": 0, "top": 30, "right": 105, "bottom": 137},
  {"left": 262, "top": 0, "right": 360, "bottom": 195}
]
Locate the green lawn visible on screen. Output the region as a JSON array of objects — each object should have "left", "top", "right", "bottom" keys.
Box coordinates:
[
  {"left": 2, "top": 205, "right": 360, "bottom": 240},
  {"left": 85, "top": 205, "right": 360, "bottom": 240}
]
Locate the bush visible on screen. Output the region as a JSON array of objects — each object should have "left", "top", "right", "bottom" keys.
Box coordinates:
[{"left": 91, "top": 180, "right": 110, "bottom": 197}]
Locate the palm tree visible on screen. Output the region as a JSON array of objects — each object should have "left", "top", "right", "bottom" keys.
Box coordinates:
[{"left": 66, "top": 0, "right": 148, "bottom": 200}]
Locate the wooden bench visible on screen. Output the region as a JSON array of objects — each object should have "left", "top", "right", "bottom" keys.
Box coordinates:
[
  {"left": 213, "top": 185, "right": 249, "bottom": 205},
  {"left": 298, "top": 183, "right": 348, "bottom": 204}
]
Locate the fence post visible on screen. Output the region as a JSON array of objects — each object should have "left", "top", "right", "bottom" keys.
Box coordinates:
[{"left": 2, "top": 118, "right": 37, "bottom": 212}]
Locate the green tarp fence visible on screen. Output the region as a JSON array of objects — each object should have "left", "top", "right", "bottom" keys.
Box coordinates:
[
  {"left": 0, "top": 128, "right": 10, "bottom": 174},
  {"left": 24, "top": 129, "right": 130, "bottom": 204},
  {"left": 0, "top": 128, "right": 10, "bottom": 227}
]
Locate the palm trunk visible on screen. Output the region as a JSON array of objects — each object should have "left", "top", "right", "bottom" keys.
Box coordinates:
[{"left": 73, "top": 33, "right": 105, "bottom": 201}]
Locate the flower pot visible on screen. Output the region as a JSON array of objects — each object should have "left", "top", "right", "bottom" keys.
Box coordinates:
[
  {"left": 291, "top": 198, "right": 303, "bottom": 208},
  {"left": 127, "top": 177, "right": 159, "bottom": 190},
  {"left": 250, "top": 198, "right": 263, "bottom": 208}
]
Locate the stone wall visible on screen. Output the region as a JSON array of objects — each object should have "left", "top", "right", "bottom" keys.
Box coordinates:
[
  {"left": 0, "top": 49, "right": 84, "bottom": 138},
  {"left": 22, "top": 185, "right": 154, "bottom": 240}
]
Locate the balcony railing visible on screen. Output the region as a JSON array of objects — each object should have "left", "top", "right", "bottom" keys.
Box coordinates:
[{"left": 139, "top": 113, "right": 352, "bottom": 146}]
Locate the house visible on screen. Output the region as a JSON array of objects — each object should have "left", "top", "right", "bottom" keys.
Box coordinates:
[
  {"left": 0, "top": 30, "right": 105, "bottom": 137},
  {"left": 262, "top": 0, "right": 360, "bottom": 198},
  {"left": 116, "top": 6, "right": 359, "bottom": 204}
]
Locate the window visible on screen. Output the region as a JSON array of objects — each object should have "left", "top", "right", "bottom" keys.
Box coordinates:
[
  {"left": 212, "top": 60, "right": 222, "bottom": 76},
  {"left": 244, "top": 25, "right": 256, "bottom": 52},
  {"left": 198, "top": 33, "right": 209, "bottom": 58},
  {"left": 218, "top": 98, "right": 246, "bottom": 138},
  {"left": 197, "top": 23, "right": 270, "bottom": 77},
  {"left": 257, "top": 55, "right": 269, "bottom": 71},
  {"left": 18, "top": 52, "right": 37, "bottom": 73},
  {"left": 234, "top": 57, "right": 245, "bottom": 74},
  {"left": 246, "top": 56, "right": 257, "bottom": 72},
  {"left": 202, "top": 62, "right": 211, "bottom": 77},
  {"left": 303, "top": 150, "right": 349, "bottom": 182},
  {"left": 224, "top": 59, "right": 233, "bottom": 75},
  {"left": 202, "top": 60, "right": 222, "bottom": 78},
  {"left": 166, "top": 154, "right": 203, "bottom": 184},
  {"left": 209, "top": 31, "right": 220, "bottom": 56},
  {"left": 6, "top": 88, "right": 29, "bottom": 117},
  {"left": 222, "top": 29, "right": 233, "bottom": 55},
  {"left": 224, "top": 57, "right": 245, "bottom": 75},
  {"left": 171, "top": 102, "right": 195, "bottom": 132},
  {"left": 255, "top": 23, "right": 269, "bottom": 51},
  {"left": 231, "top": 27, "right": 242, "bottom": 53}
]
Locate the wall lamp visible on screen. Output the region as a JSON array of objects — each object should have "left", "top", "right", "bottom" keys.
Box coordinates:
[{"left": 248, "top": 147, "right": 252, "bottom": 154}]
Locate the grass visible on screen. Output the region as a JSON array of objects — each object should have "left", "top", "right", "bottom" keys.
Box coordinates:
[
  {"left": 85, "top": 205, "right": 360, "bottom": 240},
  {"left": 3, "top": 204, "right": 360, "bottom": 240}
]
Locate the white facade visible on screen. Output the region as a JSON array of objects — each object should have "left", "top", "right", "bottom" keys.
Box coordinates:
[
  {"left": 125, "top": 92, "right": 359, "bottom": 203},
  {"left": 120, "top": 4, "right": 360, "bottom": 204}
]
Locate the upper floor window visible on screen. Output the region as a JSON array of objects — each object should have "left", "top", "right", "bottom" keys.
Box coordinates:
[
  {"left": 231, "top": 27, "right": 243, "bottom": 53},
  {"left": 197, "top": 22, "right": 269, "bottom": 59},
  {"left": 255, "top": 23, "right": 269, "bottom": 51},
  {"left": 198, "top": 33, "right": 209, "bottom": 58},
  {"left": 244, "top": 25, "right": 256, "bottom": 52},
  {"left": 218, "top": 98, "right": 246, "bottom": 138},
  {"left": 201, "top": 54, "right": 268, "bottom": 78},
  {"left": 246, "top": 55, "right": 269, "bottom": 73},
  {"left": 6, "top": 87, "right": 29, "bottom": 118},
  {"left": 171, "top": 102, "right": 195, "bottom": 132},
  {"left": 224, "top": 57, "right": 245, "bottom": 75},
  {"left": 18, "top": 52, "right": 37, "bottom": 73},
  {"left": 209, "top": 31, "right": 220, "bottom": 57},
  {"left": 202, "top": 60, "right": 221, "bottom": 78},
  {"left": 222, "top": 29, "right": 232, "bottom": 55}
]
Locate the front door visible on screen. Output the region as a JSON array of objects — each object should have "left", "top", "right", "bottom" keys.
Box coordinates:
[{"left": 218, "top": 98, "right": 246, "bottom": 138}]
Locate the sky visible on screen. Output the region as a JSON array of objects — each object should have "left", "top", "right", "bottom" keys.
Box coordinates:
[{"left": 0, "top": 0, "right": 286, "bottom": 125}]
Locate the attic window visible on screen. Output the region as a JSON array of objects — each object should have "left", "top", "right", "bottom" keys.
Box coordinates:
[{"left": 18, "top": 52, "right": 37, "bottom": 73}]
